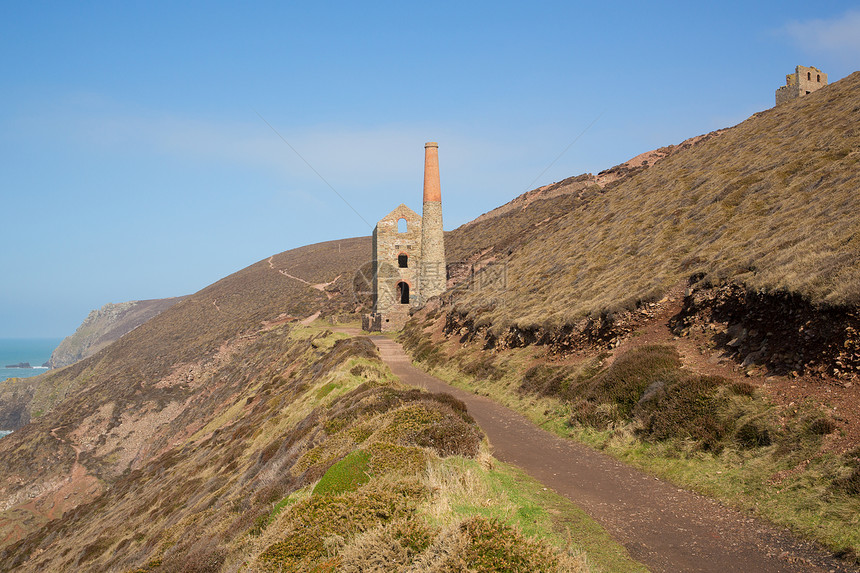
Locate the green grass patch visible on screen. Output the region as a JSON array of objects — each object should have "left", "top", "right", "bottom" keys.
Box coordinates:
[
  {"left": 315, "top": 382, "right": 338, "bottom": 399},
  {"left": 313, "top": 449, "right": 372, "bottom": 496},
  {"left": 420, "top": 455, "right": 646, "bottom": 572}
]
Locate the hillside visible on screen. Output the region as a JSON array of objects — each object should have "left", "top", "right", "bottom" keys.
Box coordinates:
[
  {"left": 2, "top": 234, "right": 640, "bottom": 572},
  {"left": 444, "top": 71, "right": 860, "bottom": 378},
  {"left": 1, "top": 71, "right": 859, "bottom": 570},
  {"left": 400, "top": 72, "right": 860, "bottom": 562},
  {"left": 0, "top": 237, "right": 370, "bottom": 432},
  {"left": 47, "top": 297, "right": 188, "bottom": 369},
  {"left": 0, "top": 325, "right": 639, "bottom": 572},
  {"left": 0, "top": 238, "right": 369, "bottom": 545}
]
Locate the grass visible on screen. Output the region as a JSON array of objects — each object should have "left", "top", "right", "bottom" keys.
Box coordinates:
[
  {"left": 421, "top": 455, "right": 647, "bottom": 573},
  {"left": 313, "top": 449, "right": 372, "bottom": 495},
  {"left": 445, "top": 73, "right": 860, "bottom": 334},
  {"left": 246, "top": 452, "right": 645, "bottom": 573},
  {"left": 402, "top": 321, "right": 860, "bottom": 560}
]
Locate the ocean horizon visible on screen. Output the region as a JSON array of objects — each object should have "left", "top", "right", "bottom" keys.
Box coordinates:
[{"left": 0, "top": 337, "right": 61, "bottom": 384}]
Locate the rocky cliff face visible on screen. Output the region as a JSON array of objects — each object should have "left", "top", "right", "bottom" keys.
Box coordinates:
[{"left": 47, "top": 298, "right": 186, "bottom": 369}]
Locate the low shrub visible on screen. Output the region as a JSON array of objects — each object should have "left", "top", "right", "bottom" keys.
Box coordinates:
[
  {"left": 568, "top": 345, "right": 682, "bottom": 427},
  {"left": 835, "top": 467, "right": 860, "bottom": 497},
  {"left": 460, "top": 516, "right": 561, "bottom": 573},
  {"left": 337, "top": 518, "right": 435, "bottom": 572},
  {"left": 833, "top": 448, "right": 860, "bottom": 497},
  {"left": 775, "top": 407, "right": 839, "bottom": 458},
  {"left": 635, "top": 375, "right": 730, "bottom": 451},
  {"left": 257, "top": 479, "right": 426, "bottom": 572},
  {"left": 366, "top": 442, "right": 427, "bottom": 477},
  {"left": 520, "top": 364, "right": 572, "bottom": 397},
  {"left": 735, "top": 420, "right": 772, "bottom": 448}
]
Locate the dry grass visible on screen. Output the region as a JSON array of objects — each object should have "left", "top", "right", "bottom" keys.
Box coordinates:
[
  {"left": 0, "top": 325, "right": 638, "bottom": 572},
  {"left": 446, "top": 72, "right": 860, "bottom": 332}
]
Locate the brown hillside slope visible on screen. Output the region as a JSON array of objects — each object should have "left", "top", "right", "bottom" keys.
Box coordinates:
[
  {"left": 464, "top": 128, "right": 727, "bottom": 230},
  {"left": 47, "top": 297, "right": 188, "bottom": 370},
  {"left": 444, "top": 71, "right": 860, "bottom": 376},
  {"left": 0, "top": 329, "right": 516, "bottom": 572},
  {"left": 0, "top": 237, "right": 369, "bottom": 547},
  {"left": 0, "top": 237, "right": 369, "bottom": 432}
]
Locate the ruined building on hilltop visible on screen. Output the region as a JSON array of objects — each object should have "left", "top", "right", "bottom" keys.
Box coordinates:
[
  {"left": 363, "top": 142, "right": 446, "bottom": 332},
  {"left": 776, "top": 65, "right": 828, "bottom": 105}
]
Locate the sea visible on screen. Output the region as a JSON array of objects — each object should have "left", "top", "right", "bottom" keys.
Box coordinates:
[{"left": 0, "top": 338, "right": 62, "bottom": 438}]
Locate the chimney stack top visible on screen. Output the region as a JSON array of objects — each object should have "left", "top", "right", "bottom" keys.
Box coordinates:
[{"left": 423, "top": 142, "right": 441, "bottom": 203}]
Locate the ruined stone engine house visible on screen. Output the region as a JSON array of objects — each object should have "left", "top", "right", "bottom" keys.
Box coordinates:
[
  {"left": 363, "top": 142, "right": 446, "bottom": 332},
  {"left": 775, "top": 65, "right": 828, "bottom": 105}
]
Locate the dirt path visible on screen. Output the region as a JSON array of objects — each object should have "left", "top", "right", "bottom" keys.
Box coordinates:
[{"left": 367, "top": 334, "right": 856, "bottom": 573}]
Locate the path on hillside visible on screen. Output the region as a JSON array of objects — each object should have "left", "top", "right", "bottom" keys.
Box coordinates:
[{"left": 360, "top": 333, "right": 856, "bottom": 573}]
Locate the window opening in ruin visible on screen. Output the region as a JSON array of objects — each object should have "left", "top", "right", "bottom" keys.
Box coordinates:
[
  {"left": 398, "top": 253, "right": 408, "bottom": 268},
  {"left": 807, "top": 72, "right": 811, "bottom": 80},
  {"left": 397, "top": 282, "right": 409, "bottom": 304},
  {"left": 806, "top": 91, "right": 811, "bottom": 95},
  {"left": 398, "top": 218, "right": 407, "bottom": 233},
  {"left": 817, "top": 74, "right": 820, "bottom": 82}
]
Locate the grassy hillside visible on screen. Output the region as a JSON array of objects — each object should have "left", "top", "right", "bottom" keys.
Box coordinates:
[
  {"left": 2, "top": 69, "right": 858, "bottom": 571},
  {"left": 448, "top": 72, "right": 860, "bottom": 331},
  {"left": 398, "top": 72, "right": 860, "bottom": 563},
  {"left": 0, "top": 325, "right": 641, "bottom": 572},
  {"left": 0, "top": 236, "right": 370, "bottom": 431},
  {"left": 0, "top": 237, "right": 368, "bottom": 549}
]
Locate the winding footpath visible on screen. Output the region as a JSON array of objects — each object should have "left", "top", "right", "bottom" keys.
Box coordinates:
[{"left": 365, "top": 334, "right": 857, "bottom": 573}]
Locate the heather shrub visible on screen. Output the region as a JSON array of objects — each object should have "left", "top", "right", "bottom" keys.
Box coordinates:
[
  {"left": 568, "top": 345, "right": 681, "bottom": 427},
  {"left": 337, "top": 518, "right": 435, "bottom": 572},
  {"left": 735, "top": 419, "right": 772, "bottom": 448},
  {"left": 634, "top": 375, "right": 730, "bottom": 451},
  {"left": 257, "top": 479, "right": 426, "bottom": 572},
  {"left": 459, "top": 516, "right": 569, "bottom": 573},
  {"left": 520, "top": 364, "right": 573, "bottom": 397}
]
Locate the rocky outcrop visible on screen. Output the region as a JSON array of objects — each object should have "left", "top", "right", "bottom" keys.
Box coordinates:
[
  {"left": 0, "top": 381, "right": 34, "bottom": 430},
  {"left": 670, "top": 282, "right": 860, "bottom": 379},
  {"left": 47, "top": 297, "right": 186, "bottom": 369}
]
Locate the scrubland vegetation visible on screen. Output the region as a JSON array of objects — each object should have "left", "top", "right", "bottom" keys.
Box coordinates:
[
  {"left": 3, "top": 69, "right": 859, "bottom": 572},
  {"left": 1, "top": 326, "right": 642, "bottom": 572},
  {"left": 401, "top": 313, "right": 860, "bottom": 562}
]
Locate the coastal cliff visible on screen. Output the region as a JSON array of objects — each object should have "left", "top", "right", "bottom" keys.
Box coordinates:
[{"left": 47, "top": 298, "right": 186, "bottom": 369}]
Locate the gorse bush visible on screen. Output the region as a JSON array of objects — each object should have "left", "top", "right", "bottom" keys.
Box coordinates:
[
  {"left": 459, "top": 516, "right": 564, "bottom": 573},
  {"left": 258, "top": 479, "right": 427, "bottom": 572}
]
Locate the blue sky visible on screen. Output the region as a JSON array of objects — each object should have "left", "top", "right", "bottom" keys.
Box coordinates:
[{"left": 1, "top": 1, "right": 859, "bottom": 338}]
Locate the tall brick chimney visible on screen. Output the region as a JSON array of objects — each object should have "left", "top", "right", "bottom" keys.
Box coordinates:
[{"left": 419, "top": 142, "right": 446, "bottom": 303}]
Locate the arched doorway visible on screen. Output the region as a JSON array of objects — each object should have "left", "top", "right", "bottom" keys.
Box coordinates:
[{"left": 396, "top": 281, "right": 410, "bottom": 304}]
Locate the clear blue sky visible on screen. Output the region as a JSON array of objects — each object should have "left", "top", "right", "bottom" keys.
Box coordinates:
[{"left": 2, "top": 1, "right": 859, "bottom": 338}]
